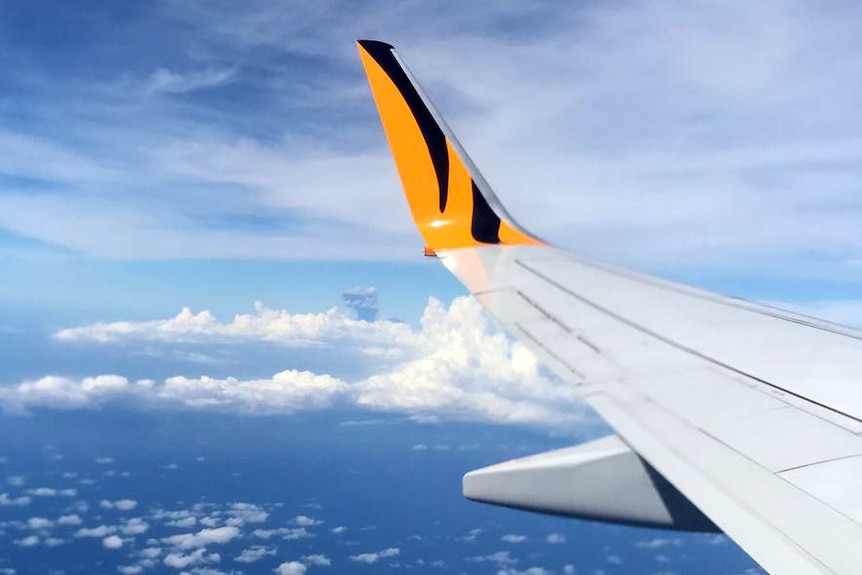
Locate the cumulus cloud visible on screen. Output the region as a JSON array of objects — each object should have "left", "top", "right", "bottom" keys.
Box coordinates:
[
  {"left": 14, "top": 535, "right": 39, "bottom": 548},
  {"left": 350, "top": 548, "right": 399, "bottom": 565},
  {"left": 0, "top": 493, "right": 31, "bottom": 507},
  {"left": 27, "top": 517, "right": 53, "bottom": 530},
  {"left": 120, "top": 518, "right": 150, "bottom": 535},
  {"left": 234, "top": 545, "right": 275, "bottom": 563},
  {"left": 292, "top": 515, "right": 321, "bottom": 527},
  {"left": 501, "top": 534, "right": 527, "bottom": 543},
  {"left": 163, "top": 548, "right": 221, "bottom": 569},
  {"left": 274, "top": 561, "right": 306, "bottom": 575},
  {"left": 100, "top": 499, "right": 138, "bottom": 511},
  {"left": 302, "top": 554, "right": 331, "bottom": 566},
  {"left": 8, "top": 297, "right": 589, "bottom": 426},
  {"left": 103, "top": 535, "right": 124, "bottom": 549},
  {"left": 545, "top": 533, "right": 566, "bottom": 544},
  {"left": 58, "top": 514, "right": 82, "bottom": 526},
  {"left": 163, "top": 526, "right": 240, "bottom": 550},
  {"left": 75, "top": 525, "right": 117, "bottom": 538},
  {"left": 28, "top": 487, "right": 57, "bottom": 497},
  {"left": 54, "top": 302, "right": 412, "bottom": 349},
  {"left": 252, "top": 527, "right": 312, "bottom": 540}
]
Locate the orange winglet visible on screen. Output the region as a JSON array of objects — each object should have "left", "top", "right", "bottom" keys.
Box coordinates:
[{"left": 357, "top": 40, "right": 544, "bottom": 252}]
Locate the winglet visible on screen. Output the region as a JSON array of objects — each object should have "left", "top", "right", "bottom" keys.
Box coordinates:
[{"left": 357, "top": 40, "right": 543, "bottom": 255}]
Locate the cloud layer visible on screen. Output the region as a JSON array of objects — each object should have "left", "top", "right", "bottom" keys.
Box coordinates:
[{"left": 1, "top": 297, "right": 587, "bottom": 426}]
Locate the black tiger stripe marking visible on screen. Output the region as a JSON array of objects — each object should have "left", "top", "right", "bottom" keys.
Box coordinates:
[
  {"left": 471, "top": 180, "right": 501, "bottom": 244},
  {"left": 359, "top": 40, "right": 450, "bottom": 213}
]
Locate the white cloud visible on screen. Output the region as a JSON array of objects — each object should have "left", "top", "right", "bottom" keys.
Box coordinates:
[
  {"left": 101, "top": 499, "right": 138, "bottom": 511},
  {"left": 501, "top": 534, "right": 527, "bottom": 543},
  {"left": 58, "top": 515, "right": 83, "bottom": 526},
  {"left": 350, "top": 548, "right": 400, "bottom": 565},
  {"left": 6, "top": 476, "right": 24, "bottom": 486},
  {"left": 302, "top": 554, "right": 331, "bottom": 567},
  {"left": 28, "top": 487, "right": 57, "bottom": 497},
  {"left": 147, "top": 67, "right": 236, "bottom": 95},
  {"left": 562, "top": 565, "right": 575, "bottom": 575},
  {"left": 234, "top": 545, "right": 275, "bottom": 564},
  {"left": 27, "top": 517, "right": 53, "bottom": 530},
  {"left": 118, "top": 566, "right": 143, "bottom": 575},
  {"left": 13, "top": 297, "right": 589, "bottom": 426},
  {"left": 103, "top": 535, "right": 124, "bottom": 549},
  {"left": 14, "top": 535, "right": 39, "bottom": 548},
  {"left": 329, "top": 526, "right": 346, "bottom": 535},
  {"left": 44, "top": 537, "right": 65, "bottom": 547},
  {"left": 167, "top": 516, "right": 197, "bottom": 528},
  {"left": 163, "top": 548, "right": 220, "bottom": 569},
  {"left": 75, "top": 525, "right": 117, "bottom": 538},
  {"left": 0, "top": 493, "right": 31, "bottom": 507},
  {"left": 292, "top": 515, "right": 321, "bottom": 527},
  {"left": 121, "top": 518, "right": 150, "bottom": 536},
  {"left": 252, "top": 527, "right": 311, "bottom": 540},
  {"left": 163, "top": 526, "right": 240, "bottom": 550},
  {"left": 468, "top": 551, "right": 517, "bottom": 565},
  {"left": 226, "top": 502, "right": 267, "bottom": 526},
  {"left": 274, "top": 561, "right": 307, "bottom": 575},
  {"left": 95, "top": 457, "right": 114, "bottom": 464},
  {"left": 546, "top": 533, "right": 566, "bottom": 544}
]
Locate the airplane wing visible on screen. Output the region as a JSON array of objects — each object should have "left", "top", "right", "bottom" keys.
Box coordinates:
[{"left": 357, "top": 39, "right": 862, "bottom": 575}]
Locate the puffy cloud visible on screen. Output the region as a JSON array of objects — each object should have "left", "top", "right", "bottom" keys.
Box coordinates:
[
  {"left": 226, "top": 503, "right": 268, "bottom": 526},
  {"left": 468, "top": 551, "right": 518, "bottom": 566},
  {"left": 120, "top": 518, "right": 150, "bottom": 535},
  {"left": 101, "top": 499, "right": 138, "bottom": 511},
  {"left": 302, "top": 555, "right": 331, "bottom": 566},
  {"left": 235, "top": 545, "right": 275, "bottom": 564},
  {"left": 54, "top": 302, "right": 412, "bottom": 350},
  {"left": 292, "top": 515, "right": 321, "bottom": 527},
  {"left": 163, "top": 548, "right": 220, "bottom": 569},
  {"left": 0, "top": 376, "right": 129, "bottom": 412},
  {"left": 163, "top": 526, "right": 240, "bottom": 550},
  {"left": 274, "top": 561, "right": 307, "bottom": 575},
  {"left": 57, "top": 515, "right": 83, "bottom": 526},
  {"left": 28, "top": 487, "right": 57, "bottom": 497},
  {"left": 0, "top": 493, "right": 31, "bottom": 507},
  {"left": 252, "top": 527, "right": 311, "bottom": 540},
  {"left": 329, "top": 526, "right": 346, "bottom": 535},
  {"left": 501, "top": 534, "right": 527, "bottom": 543},
  {"left": 545, "top": 533, "right": 566, "bottom": 544},
  {"left": 14, "top": 535, "right": 39, "bottom": 548},
  {"left": 44, "top": 537, "right": 65, "bottom": 547},
  {"left": 350, "top": 548, "right": 399, "bottom": 565},
  {"left": 27, "top": 517, "right": 53, "bottom": 530},
  {"left": 7, "top": 298, "right": 589, "bottom": 426},
  {"left": 75, "top": 525, "right": 117, "bottom": 538},
  {"left": 103, "top": 535, "right": 124, "bottom": 549},
  {"left": 118, "top": 567, "right": 143, "bottom": 575}
]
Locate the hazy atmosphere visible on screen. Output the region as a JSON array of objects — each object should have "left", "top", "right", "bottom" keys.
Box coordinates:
[{"left": 4, "top": 1, "right": 862, "bottom": 574}]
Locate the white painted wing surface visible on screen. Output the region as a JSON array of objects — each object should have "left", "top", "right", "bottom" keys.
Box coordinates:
[{"left": 439, "top": 245, "right": 862, "bottom": 575}]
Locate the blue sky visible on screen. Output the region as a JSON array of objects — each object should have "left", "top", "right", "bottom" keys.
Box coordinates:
[{"left": 3, "top": 1, "right": 862, "bottom": 574}]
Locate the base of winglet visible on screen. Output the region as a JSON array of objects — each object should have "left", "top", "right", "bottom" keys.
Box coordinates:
[
  {"left": 423, "top": 247, "right": 438, "bottom": 258},
  {"left": 463, "top": 434, "right": 719, "bottom": 532}
]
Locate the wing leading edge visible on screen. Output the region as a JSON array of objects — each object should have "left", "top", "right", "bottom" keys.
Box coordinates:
[{"left": 357, "top": 40, "right": 862, "bottom": 575}]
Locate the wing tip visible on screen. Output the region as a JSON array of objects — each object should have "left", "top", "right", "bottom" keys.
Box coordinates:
[{"left": 356, "top": 39, "right": 395, "bottom": 54}]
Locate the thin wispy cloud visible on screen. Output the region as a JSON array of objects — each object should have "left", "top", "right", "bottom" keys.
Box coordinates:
[{"left": 1, "top": 1, "right": 861, "bottom": 281}]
